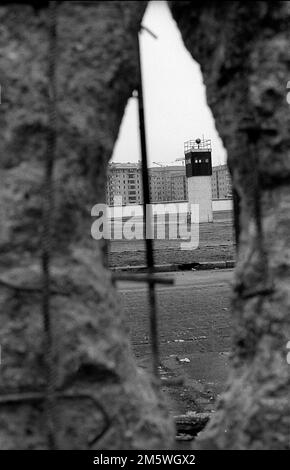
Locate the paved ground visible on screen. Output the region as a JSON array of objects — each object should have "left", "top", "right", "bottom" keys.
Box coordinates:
[
  {"left": 116, "top": 269, "right": 234, "bottom": 415},
  {"left": 109, "top": 210, "right": 234, "bottom": 267}
]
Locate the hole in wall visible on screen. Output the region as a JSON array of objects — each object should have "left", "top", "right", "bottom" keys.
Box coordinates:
[
  {"left": 108, "top": 1, "right": 234, "bottom": 425},
  {"left": 112, "top": 0, "right": 227, "bottom": 168}
]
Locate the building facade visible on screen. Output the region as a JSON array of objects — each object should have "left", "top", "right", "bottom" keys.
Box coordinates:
[
  {"left": 148, "top": 166, "right": 187, "bottom": 203},
  {"left": 106, "top": 163, "right": 143, "bottom": 206},
  {"left": 211, "top": 164, "right": 232, "bottom": 199},
  {"left": 106, "top": 163, "right": 187, "bottom": 205},
  {"left": 106, "top": 162, "right": 232, "bottom": 205},
  {"left": 171, "top": 172, "right": 188, "bottom": 201}
]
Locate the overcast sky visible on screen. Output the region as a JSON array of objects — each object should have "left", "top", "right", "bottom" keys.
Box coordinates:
[{"left": 112, "top": 0, "right": 227, "bottom": 167}]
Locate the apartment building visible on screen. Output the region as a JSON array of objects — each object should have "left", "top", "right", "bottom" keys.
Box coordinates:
[
  {"left": 170, "top": 172, "right": 188, "bottom": 201},
  {"left": 148, "top": 166, "right": 187, "bottom": 202},
  {"left": 106, "top": 162, "right": 143, "bottom": 206},
  {"left": 106, "top": 163, "right": 187, "bottom": 205},
  {"left": 211, "top": 164, "right": 232, "bottom": 199},
  {"left": 106, "top": 162, "right": 232, "bottom": 205}
]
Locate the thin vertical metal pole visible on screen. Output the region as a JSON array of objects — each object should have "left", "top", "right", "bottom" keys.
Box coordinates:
[
  {"left": 136, "top": 31, "right": 160, "bottom": 379},
  {"left": 41, "top": 0, "right": 58, "bottom": 449}
]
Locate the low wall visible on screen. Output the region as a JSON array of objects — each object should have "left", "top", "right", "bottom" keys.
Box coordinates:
[{"left": 107, "top": 199, "right": 233, "bottom": 219}]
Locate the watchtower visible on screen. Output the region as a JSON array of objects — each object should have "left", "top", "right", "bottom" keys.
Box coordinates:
[{"left": 184, "top": 138, "right": 213, "bottom": 223}]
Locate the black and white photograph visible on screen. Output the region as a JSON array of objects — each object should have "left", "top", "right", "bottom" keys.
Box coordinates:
[{"left": 0, "top": 0, "right": 290, "bottom": 459}]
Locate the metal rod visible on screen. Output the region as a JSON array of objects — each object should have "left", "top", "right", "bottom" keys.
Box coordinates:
[
  {"left": 41, "top": 0, "right": 58, "bottom": 449},
  {"left": 136, "top": 30, "right": 160, "bottom": 379},
  {"left": 141, "top": 25, "right": 158, "bottom": 40},
  {"left": 0, "top": 391, "right": 110, "bottom": 446}
]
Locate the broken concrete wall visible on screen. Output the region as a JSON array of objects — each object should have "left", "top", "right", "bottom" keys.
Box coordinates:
[
  {"left": 170, "top": 0, "right": 290, "bottom": 449},
  {"left": 0, "top": 1, "right": 174, "bottom": 449},
  {"left": 2, "top": 0, "right": 290, "bottom": 451}
]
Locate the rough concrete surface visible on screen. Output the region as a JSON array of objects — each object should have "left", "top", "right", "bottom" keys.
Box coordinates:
[
  {"left": 170, "top": 0, "right": 290, "bottom": 449},
  {"left": 0, "top": 1, "right": 174, "bottom": 450},
  {"left": 1, "top": 0, "right": 290, "bottom": 450}
]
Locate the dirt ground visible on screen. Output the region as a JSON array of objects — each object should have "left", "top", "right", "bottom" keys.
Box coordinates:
[
  {"left": 113, "top": 211, "right": 234, "bottom": 443},
  {"left": 116, "top": 269, "right": 233, "bottom": 417},
  {"left": 108, "top": 210, "right": 234, "bottom": 267}
]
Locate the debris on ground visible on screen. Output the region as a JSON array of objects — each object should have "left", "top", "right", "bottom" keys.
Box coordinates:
[{"left": 178, "top": 357, "right": 191, "bottom": 363}]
